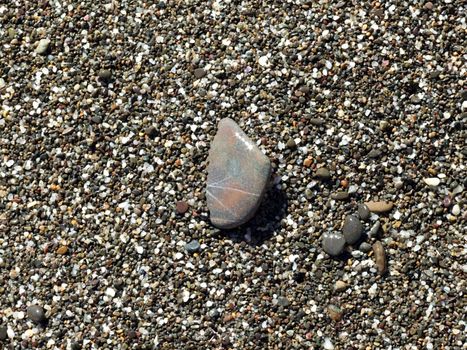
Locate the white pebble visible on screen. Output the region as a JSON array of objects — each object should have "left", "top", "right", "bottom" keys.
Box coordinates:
[
  {"left": 323, "top": 338, "right": 334, "bottom": 350},
  {"left": 105, "top": 287, "right": 116, "bottom": 298},
  {"left": 258, "top": 55, "right": 270, "bottom": 67},
  {"left": 452, "top": 204, "right": 460, "bottom": 216},
  {"left": 423, "top": 177, "right": 440, "bottom": 187}
]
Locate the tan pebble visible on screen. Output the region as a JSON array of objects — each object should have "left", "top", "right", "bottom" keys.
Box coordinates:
[
  {"left": 373, "top": 241, "right": 387, "bottom": 275},
  {"left": 56, "top": 246, "right": 68, "bottom": 255},
  {"left": 334, "top": 280, "right": 348, "bottom": 292},
  {"left": 365, "top": 201, "right": 394, "bottom": 213}
]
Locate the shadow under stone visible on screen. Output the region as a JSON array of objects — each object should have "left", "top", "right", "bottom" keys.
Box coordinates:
[{"left": 215, "top": 184, "right": 288, "bottom": 246}]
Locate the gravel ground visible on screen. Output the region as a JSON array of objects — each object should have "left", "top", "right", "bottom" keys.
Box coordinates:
[{"left": 0, "top": 1, "right": 466, "bottom": 349}]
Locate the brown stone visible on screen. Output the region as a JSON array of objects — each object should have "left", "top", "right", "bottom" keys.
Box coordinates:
[
  {"left": 56, "top": 246, "right": 68, "bottom": 255},
  {"left": 206, "top": 118, "right": 271, "bottom": 229},
  {"left": 373, "top": 241, "right": 387, "bottom": 275},
  {"left": 175, "top": 201, "right": 189, "bottom": 214},
  {"left": 365, "top": 201, "right": 394, "bottom": 213}
]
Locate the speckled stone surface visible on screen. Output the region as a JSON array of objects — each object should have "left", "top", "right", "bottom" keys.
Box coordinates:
[{"left": 206, "top": 118, "right": 271, "bottom": 229}]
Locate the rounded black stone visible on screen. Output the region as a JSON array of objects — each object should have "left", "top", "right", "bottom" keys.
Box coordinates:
[{"left": 27, "top": 305, "right": 46, "bottom": 324}]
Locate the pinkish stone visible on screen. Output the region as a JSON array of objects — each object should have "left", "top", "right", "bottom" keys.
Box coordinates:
[{"left": 206, "top": 118, "right": 271, "bottom": 229}]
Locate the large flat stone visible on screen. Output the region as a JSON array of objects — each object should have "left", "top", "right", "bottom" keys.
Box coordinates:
[{"left": 206, "top": 118, "right": 271, "bottom": 229}]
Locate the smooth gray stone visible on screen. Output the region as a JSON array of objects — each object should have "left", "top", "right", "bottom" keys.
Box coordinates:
[
  {"left": 322, "top": 232, "right": 346, "bottom": 256},
  {"left": 342, "top": 215, "right": 363, "bottom": 244},
  {"left": 357, "top": 203, "right": 370, "bottom": 221}
]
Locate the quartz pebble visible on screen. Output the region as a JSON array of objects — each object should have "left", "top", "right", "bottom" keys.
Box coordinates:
[
  {"left": 342, "top": 215, "right": 363, "bottom": 244},
  {"left": 206, "top": 118, "right": 271, "bottom": 229},
  {"left": 34, "top": 38, "right": 50, "bottom": 54},
  {"left": 423, "top": 177, "right": 440, "bottom": 187},
  {"left": 27, "top": 305, "right": 46, "bottom": 324},
  {"left": 322, "top": 232, "right": 346, "bottom": 256},
  {"left": 452, "top": 204, "right": 460, "bottom": 216},
  {"left": 365, "top": 201, "right": 394, "bottom": 213}
]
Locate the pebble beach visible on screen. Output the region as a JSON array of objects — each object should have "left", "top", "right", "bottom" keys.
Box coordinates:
[{"left": 0, "top": 1, "right": 466, "bottom": 349}]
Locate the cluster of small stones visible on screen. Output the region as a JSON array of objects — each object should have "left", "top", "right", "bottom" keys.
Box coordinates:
[{"left": 0, "top": 1, "right": 465, "bottom": 349}]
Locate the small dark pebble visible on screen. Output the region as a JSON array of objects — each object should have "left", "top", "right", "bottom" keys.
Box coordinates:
[
  {"left": 70, "top": 341, "right": 82, "bottom": 350},
  {"left": 357, "top": 203, "right": 370, "bottom": 221},
  {"left": 286, "top": 138, "right": 297, "bottom": 149},
  {"left": 185, "top": 240, "right": 201, "bottom": 254},
  {"left": 91, "top": 115, "right": 102, "bottom": 124},
  {"left": 176, "top": 200, "right": 189, "bottom": 214},
  {"left": 277, "top": 296, "right": 290, "bottom": 307},
  {"left": 293, "top": 271, "right": 306, "bottom": 283},
  {"left": 369, "top": 221, "right": 381, "bottom": 238},
  {"left": 359, "top": 242, "right": 372, "bottom": 253},
  {"left": 315, "top": 168, "right": 331, "bottom": 180},
  {"left": 194, "top": 68, "right": 207, "bottom": 79},
  {"left": 367, "top": 149, "right": 382, "bottom": 159},
  {"left": 309, "top": 118, "right": 326, "bottom": 126},
  {"left": 98, "top": 69, "right": 112, "bottom": 81},
  {"left": 27, "top": 305, "right": 46, "bottom": 324},
  {"left": 0, "top": 326, "right": 7, "bottom": 341},
  {"left": 145, "top": 125, "right": 158, "bottom": 138},
  {"left": 331, "top": 191, "right": 349, "bottom": 201}
]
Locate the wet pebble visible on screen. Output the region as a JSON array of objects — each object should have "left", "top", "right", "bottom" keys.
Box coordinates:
[
  {"left": 452, "top": 204, "right": 460, "bottom": 216},
  {"left": 27, "top": 305, "right": 46, "bottom": 324},
  {"left": 342, "top": 215, "right": 363, "bottom": 244},
  {"left": 322, "top": 232, "right": 346, "bottom": 256}
]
